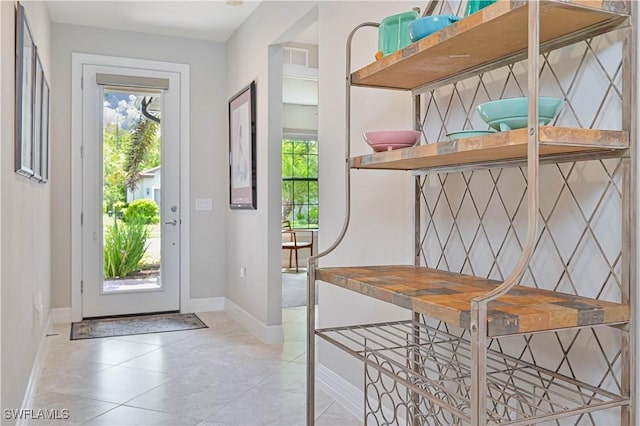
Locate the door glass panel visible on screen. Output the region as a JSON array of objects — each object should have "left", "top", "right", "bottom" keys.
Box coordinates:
[{"left": 102, "top": 89, "right": 162, "bottom": 293}]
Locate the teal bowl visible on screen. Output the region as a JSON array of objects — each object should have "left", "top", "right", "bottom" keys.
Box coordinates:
[
  {"left": 409, "top": 15, "right": 461, "bottom": 42},
  {"left": 476, "top": 97, "right": 564, "bottom": 131}
]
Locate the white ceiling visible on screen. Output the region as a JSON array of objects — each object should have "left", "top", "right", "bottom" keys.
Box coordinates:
[{"left": 46, "top": 1, "right": 263, "bottom": 42}]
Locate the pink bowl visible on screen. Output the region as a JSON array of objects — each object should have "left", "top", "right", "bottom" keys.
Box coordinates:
[{"left": 363, "top": 130, "right": 421, "bottom": 152}]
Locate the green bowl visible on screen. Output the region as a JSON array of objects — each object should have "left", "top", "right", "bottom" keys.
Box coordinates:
[
  {"left": 446, "top": 130, "right": 496, "bottom": 140},
  {"left": 476, "top": 97, "right": 564, "bottom": 131}
]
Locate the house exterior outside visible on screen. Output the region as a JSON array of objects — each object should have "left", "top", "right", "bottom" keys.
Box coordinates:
[{"left": 126, "top": 166, "right": 161, "bottom": 206}]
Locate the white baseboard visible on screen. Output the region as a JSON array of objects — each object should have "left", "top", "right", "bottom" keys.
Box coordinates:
[
  {"left": 185, "top": 297, "right": 225, "bottom": 313},
  {"left": 51, "top": 307, "right": 71, "bottom": 324},
  {"left": 317, "top": 363, "right": 405, "bottom": 424},
  {"left": 225, "top": 299, "right": 284, "bottom": 344},
  {"left": 53, "top": 299, "right": 225, "bottom": 321},
  {"left": 316, "top": 363, "right": 364, "bottom": 421},
  {"left": 19, "top": 311, "right": 55, "bottom": 421}
]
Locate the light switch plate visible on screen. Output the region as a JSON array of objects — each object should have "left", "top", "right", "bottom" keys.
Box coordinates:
[{"left": 195, "top": 198, "right": 213, "bottom": 211}]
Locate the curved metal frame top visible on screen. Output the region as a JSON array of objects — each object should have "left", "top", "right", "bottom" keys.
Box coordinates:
[{"left": 472, "top": 2, "right": 540, "bottom": 308}]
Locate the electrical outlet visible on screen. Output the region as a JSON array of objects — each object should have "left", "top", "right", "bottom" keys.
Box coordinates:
[
  {"left": 35, "top": 304, "right": 43, "bottom": 321},
  {"left": 240, "top": 267, "right": 247, "bottom": 279},
  {"left": 33, "top": 291, "right": 43, "bottom": 321}
]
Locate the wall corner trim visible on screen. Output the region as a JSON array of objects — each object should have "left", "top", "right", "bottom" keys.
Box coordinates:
[
  {"left": 184, "top": 297, "right": 225, "bottom": 313},
  {"left": 224, "top": 299, "right": 284, "bottom": 344}
]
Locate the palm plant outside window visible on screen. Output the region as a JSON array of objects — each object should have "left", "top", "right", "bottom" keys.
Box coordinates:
[{"left": 282, "top": 138, "right": 318, "bottom": 229}]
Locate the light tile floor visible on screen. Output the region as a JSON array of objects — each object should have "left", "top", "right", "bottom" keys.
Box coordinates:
[{"left": 27, "top": 307, "right": 359, "bottom": 426}]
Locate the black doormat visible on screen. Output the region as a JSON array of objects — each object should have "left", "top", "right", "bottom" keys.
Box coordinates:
[{"left": 70, "top": 313, "right": 207, "bottom": 340}]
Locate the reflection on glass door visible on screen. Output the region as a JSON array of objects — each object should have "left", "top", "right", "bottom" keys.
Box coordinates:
[{"left": 102, "top": 89, "right": 162, "bottom": 293}]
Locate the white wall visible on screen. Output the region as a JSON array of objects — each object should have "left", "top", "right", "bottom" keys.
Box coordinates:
[
  {"left": 1, "top": 0, "right": 51, "bottom": 413},
  {"left": 316, "top": 0, "right": 420, "bottom": 390},
  {"left": 50, "top": 24, "right": 227, "bottom": 308},
  {"left": 225, "top": 1, "right": 318, "bottom": 329}
]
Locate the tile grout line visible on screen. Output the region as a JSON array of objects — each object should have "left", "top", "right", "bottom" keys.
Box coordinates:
[{"left": 34, "top": 310, "right": 356, "bottom": 425}]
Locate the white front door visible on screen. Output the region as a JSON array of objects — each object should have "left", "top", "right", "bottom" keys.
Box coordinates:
[{"left": 81, "top": 64, "right": 181, "bottom": 317}]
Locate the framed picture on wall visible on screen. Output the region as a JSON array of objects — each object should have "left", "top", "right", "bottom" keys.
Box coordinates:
[
  {"left": 31, "top": 51, "right": 43, "bottom": 181},
  {"left": 228, "top": 81, "right": 257, "bottom": 209},
  {"left": 40, "top": 72, "right": 50, "bottom": 183},
  {"left": 15, "top": 2, "right": 36, "bottom": 178}
]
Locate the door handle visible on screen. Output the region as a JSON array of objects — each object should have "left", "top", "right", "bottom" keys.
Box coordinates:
[{"left": 164, "top": 219, "right": 178, "bottom": 226}]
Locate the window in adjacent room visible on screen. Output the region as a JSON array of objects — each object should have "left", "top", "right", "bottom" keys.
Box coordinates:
[{"left": 282, "top": 137, "right": 318, "bottom": 229}]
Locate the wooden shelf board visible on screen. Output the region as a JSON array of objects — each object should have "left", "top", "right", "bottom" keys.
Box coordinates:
[
  {"left": 316, "top": 265, "right": 629, "bottom": 337},
  {"left": 351, "top": 127, "right": 628, "bottom": 171},
  {"left": 352, "top": 0, "right": 629, "bottom": 91}
]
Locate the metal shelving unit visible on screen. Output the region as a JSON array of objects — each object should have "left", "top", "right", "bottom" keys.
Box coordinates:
[{"left": 306, "top": 1, "right": 636, "bottom": 425}]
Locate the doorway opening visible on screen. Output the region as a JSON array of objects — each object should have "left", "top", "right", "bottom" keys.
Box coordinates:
[
  {"left": 71, "top": 54, "right": 189, "bottom": 321},
  {"left": 281, "top": 136, "right": 318, "bottom": 308},
  {"left": 280, "top": 35, "right": 319, "bottom": 308}
]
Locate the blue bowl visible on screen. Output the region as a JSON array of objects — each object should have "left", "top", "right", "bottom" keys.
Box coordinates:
[
  {"left": 476, "top": 97, "right": 564, "bottom": 131},
  {"left": 409, "top": 15, "right": 461, "bottom": 42}
]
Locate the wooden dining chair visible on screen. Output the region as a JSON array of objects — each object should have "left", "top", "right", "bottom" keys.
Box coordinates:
[{"left": 281, "top": 220, "right": 313, "bottom": 272}]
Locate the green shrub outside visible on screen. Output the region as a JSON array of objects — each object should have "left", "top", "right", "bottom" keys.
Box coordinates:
[
  {"left": 124, "top": 199, "right": 159, "bottom": 224},
  {"left": 110, "top": 201, "right": 128, "bottom": 218},
  {"left": 103, "top": 218, "right": 150, "bottom": 278},
  {"left": 309, "top": 207, "right": 319, "bottom": 224},
  {"left": 113, "top": 201, "right": 128, "bottom": 212}
]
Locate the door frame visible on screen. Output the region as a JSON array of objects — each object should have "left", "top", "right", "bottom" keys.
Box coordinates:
[{"left": 71, "top": 53, "right": 190, "bottom": 322}]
